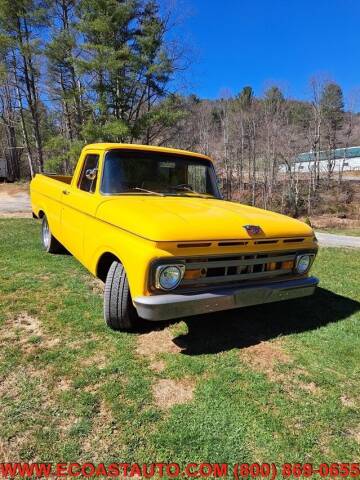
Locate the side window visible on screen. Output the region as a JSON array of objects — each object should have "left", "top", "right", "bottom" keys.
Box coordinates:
[{"left": 78, "top": 154, "right": 99, "bottom": 193}]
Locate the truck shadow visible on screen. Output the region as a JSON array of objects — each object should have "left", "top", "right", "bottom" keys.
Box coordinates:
[{"left": 168, "top": 287, "right": 360, "bottom": 355}]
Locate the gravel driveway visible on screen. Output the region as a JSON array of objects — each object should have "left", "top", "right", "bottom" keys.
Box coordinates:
[
  {"left": 315, "top": 231, "right": 360, "bottom": 248},
  {"left": 0, "top": 184, "right": 31, "bottom": 217}
]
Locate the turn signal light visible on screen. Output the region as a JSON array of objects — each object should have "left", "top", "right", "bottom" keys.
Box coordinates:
[
  {"left": 282, "top": 260, "right": 294, "bottom": 270},
  {"left": 184, "top": 269, "right": 202, "bottom": 280}
]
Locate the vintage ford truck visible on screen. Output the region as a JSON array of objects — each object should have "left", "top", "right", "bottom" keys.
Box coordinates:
[{"left": 30, "top": 143, "right": 319, "bottom": 330}]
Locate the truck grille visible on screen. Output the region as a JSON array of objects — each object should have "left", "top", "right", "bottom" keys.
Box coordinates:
[{"left": 180, "top": 251, "right": 300, "bottom": 288}]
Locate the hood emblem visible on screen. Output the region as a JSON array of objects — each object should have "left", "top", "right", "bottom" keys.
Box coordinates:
[{"left": 243, "top": 224, "right": 262, "bottom": 235}]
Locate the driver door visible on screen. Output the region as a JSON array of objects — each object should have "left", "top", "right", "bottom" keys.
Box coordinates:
[{"left": 61, "top": 152, "right": 100, "bottom": 260}]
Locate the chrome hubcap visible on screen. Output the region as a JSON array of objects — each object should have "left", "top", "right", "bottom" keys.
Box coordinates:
[{"left": 42, "top": 218, "right": 50, "bottom": 248}]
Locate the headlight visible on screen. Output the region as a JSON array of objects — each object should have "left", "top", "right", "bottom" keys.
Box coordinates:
[
  {"left": 155, "top": 264, "right": 185, "bottom": 290},
  {"left": 295, "top": 254, "right": 314, "bottom": 274}
]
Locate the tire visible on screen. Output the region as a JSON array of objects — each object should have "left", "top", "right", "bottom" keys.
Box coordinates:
[
  {"left": 103, "top": 261, "right": 141, "bottom": 331},
  {"left": 41, "top": 215, "right": 64, "bottom": 253}
]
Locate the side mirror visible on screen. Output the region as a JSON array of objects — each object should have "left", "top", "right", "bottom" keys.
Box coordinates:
[{"left": 85, "top": 168, "right": 98, "bottom": 181}]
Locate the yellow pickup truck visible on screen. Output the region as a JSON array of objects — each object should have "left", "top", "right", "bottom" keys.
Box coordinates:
[{"left": 30, "top": 143, "right": 318, "bottom": 331}]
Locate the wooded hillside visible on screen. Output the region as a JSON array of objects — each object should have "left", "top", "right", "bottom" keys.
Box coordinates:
[{"left": 1, "top": 0, "right": 359, "bottom": 218}]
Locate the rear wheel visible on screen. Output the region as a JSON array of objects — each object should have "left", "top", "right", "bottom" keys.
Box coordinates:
[
  {"left": 103, "top": 260, "right": 141, "bottom": 331},
  {"left": 41, "top": 215, "right": 64, "bottom": 253}
]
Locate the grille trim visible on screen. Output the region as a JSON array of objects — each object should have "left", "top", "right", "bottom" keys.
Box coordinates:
[
  {"left": 283, "top": 238, "right": 305, "bottom": 243},
  {"left": 175, "top": 237, "right": 309, "bottom": 248},
  {"left": 218, "top": 241, "right": 248, "bottom": 246},
  {"left": 182, "top": 268, "right": 292, "bottom": 285},
  {"left": 149, "top": 249, "right": 317, "bottom": 292},
  {"left": 181, "top": 251, "right": 297, "bottom": 287},
  {"left": 184, "top": 254, "right": 295, "bottom": 270},
  {"left": 254, "top": 239, "right": 278, "bottom": 244},
  {"left": 177, "top": 242, "right": 212, "bottom": 248}
]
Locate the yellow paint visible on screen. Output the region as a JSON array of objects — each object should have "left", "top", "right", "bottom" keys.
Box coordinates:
[{"left": 30, "top": 143, "right": 318, "bottom": 299}]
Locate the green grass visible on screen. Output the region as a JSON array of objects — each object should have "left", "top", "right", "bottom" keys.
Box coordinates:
[
  {"left": 0, "top": 218, "right": 359, "bottom": 469},
  {"left": 317, "top": 228, "right": 360, "bottom": 236}
]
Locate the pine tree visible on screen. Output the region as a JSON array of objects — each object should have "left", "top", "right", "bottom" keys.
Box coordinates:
[
  {"left": 237, "top": 86, "right": 253, "bottom": 110},
  {"left": 264, "top": 86, "right": 284, "bottom": 115},
  {"left": 320, "top": 82, "right": 344, "bottom": 140},
  {"left": 45, "top": 0, "right": 84, "bottom": 172},
  {"left": 77, "top": 0, "right": 179, "bottom": 143}
]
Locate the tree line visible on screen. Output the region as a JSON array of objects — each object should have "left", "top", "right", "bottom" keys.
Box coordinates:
[
  {"left": 170, "top": 80, "right": 358, "bottom": 216},
  {"left": 0, "top": 1, "right": 358, "bottom": 217},
  {"left": 0, "top": 0, "right": 183, "bottom": 177}
]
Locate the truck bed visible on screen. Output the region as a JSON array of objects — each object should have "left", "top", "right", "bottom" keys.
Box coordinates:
[
  {"left": 30, "top": 173, "right": 73, "bottom": 221},
  {"left": 43, "top": 174, "right": 72, "bottom": 185}
]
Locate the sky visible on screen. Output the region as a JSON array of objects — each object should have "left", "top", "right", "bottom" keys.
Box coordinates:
[{"left": 171, "top": 0, "right": 360, "bottom": 103}]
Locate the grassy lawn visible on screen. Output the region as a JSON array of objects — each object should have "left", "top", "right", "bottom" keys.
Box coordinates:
[
  {"left": 0, "top": 218, "right": 359, "bottom": 467},
  {"left": 317, "top": 228, "right": 360, "bottom": 237}
]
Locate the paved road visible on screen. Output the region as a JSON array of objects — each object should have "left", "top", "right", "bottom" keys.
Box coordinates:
[{"left": 315, "top": 231, "right": 360, "bottom": 248}]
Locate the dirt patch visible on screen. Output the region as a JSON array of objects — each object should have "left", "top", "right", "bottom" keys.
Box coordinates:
[
  {"left": 241, "top": 342, "right": 322, "bottom": 397},
  {"left": 81, "top": 399, "right": 118, "bottom": 461},
  {"left": 0, "top": 371, "right": 21, "bottom": 400},
  {"left": 88, "top": 278, "right": 104, "bottom": 296},
  {"left": 308, "top": 215, "right": 360, "bottom": 230},
  {"left": 137, "top": 329, "right": 182, "bottom": 357},
  {"left": 0, "top": 184, "right": 29, "bottom": 195},
  {"left": 298, "top": 381, "right": 319, "bottom": 394},
  {"left": 58, "top": 414, "right": 77, "bottom": 436},
  {"left": 152, "top": 378, "right": 194, "bottom": 409},
  {"left": 0, "top": 212, "right": 32, "bottom": 218},
  {"left": 37, "top": 274, "right": 51, "bottom": 281},
  {"left": 0, "top": 439, "right": 11, "bottom": 462},
  {"left": 0, "top": 365, "right": 57, "bottom": 462},
  {"left": 0, "top": 312, "right": 61, "bottom": 353},
  {"left": 149, "top": 359, "right": 166, "bottom": 372},
  {"left": 1, "top": 313, "right": 43, "bottom": 339},
  {"left": 136, "top": 328, "right": 182, "bottom": 372},
  {"left": 84, "top": 383, "right": 103, "bottom": 393},
  {"left": 56, "top": 378, "right": 72, "bottom": 392},
  {"left": 341, "top": 395, "right": 357, "bottom": 408},
  {"left": 64, "top": 333, "right": 102, "bottom": 352},
  {"left": 241, "top": 341, "right": 292, "bottom": 380},
  {"left": 0, "top": 433, "right": 34, "bottom": 462},
  {"left": 347, "top": 425, "right": 360, "bottom": 445},
  {"left": 80, "top": 351, "right": 109, "bottom": 369},
  {"left": 13, "top": 312, "right": 42, "bottom": 336}
]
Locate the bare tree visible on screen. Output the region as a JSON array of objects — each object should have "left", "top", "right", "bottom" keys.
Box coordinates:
[{"left": 0, "top": 75, "right": 21, "bottom": 180}]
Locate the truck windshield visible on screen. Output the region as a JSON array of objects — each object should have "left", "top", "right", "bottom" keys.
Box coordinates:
[{"left": 101, "top": 150, "right": 221, "bottom": 198}]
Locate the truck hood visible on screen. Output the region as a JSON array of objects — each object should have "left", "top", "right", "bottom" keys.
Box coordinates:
[{"left": 96, "top": 196, "right": 313, "bottom": 242}]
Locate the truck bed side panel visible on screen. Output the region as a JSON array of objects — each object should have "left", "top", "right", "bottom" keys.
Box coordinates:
[{"left": 30, "top": 174, "right": 72, "bottom": 241}]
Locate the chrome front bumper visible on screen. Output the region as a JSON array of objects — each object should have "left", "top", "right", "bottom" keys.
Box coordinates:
[{"left": 133, "top": 276, "right": 319, "bottom": 321}]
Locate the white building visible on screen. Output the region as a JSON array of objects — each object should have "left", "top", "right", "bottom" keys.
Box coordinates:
[{"left": 280, "top": 146, "right": 360, "bottom": 173}]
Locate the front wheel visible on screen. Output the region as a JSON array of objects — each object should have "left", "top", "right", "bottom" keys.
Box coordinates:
[
  {"left": 41, "top": 215, "right": 64, "bottom": 253},
  {"left": 103, "top": 261, "right": 141, "bottom": 331}
]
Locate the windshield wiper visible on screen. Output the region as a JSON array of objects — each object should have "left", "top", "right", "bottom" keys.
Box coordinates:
[
  {"left": 130, "top": 187, "right": 164, "bottom": 196},
  {"left": 172, "top": 184, "right": 215, "bottom": 197}
]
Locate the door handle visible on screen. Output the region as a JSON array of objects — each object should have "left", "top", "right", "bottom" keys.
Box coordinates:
[{"left": 62, "top": 189, "right": 70, "bottom": 195}]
